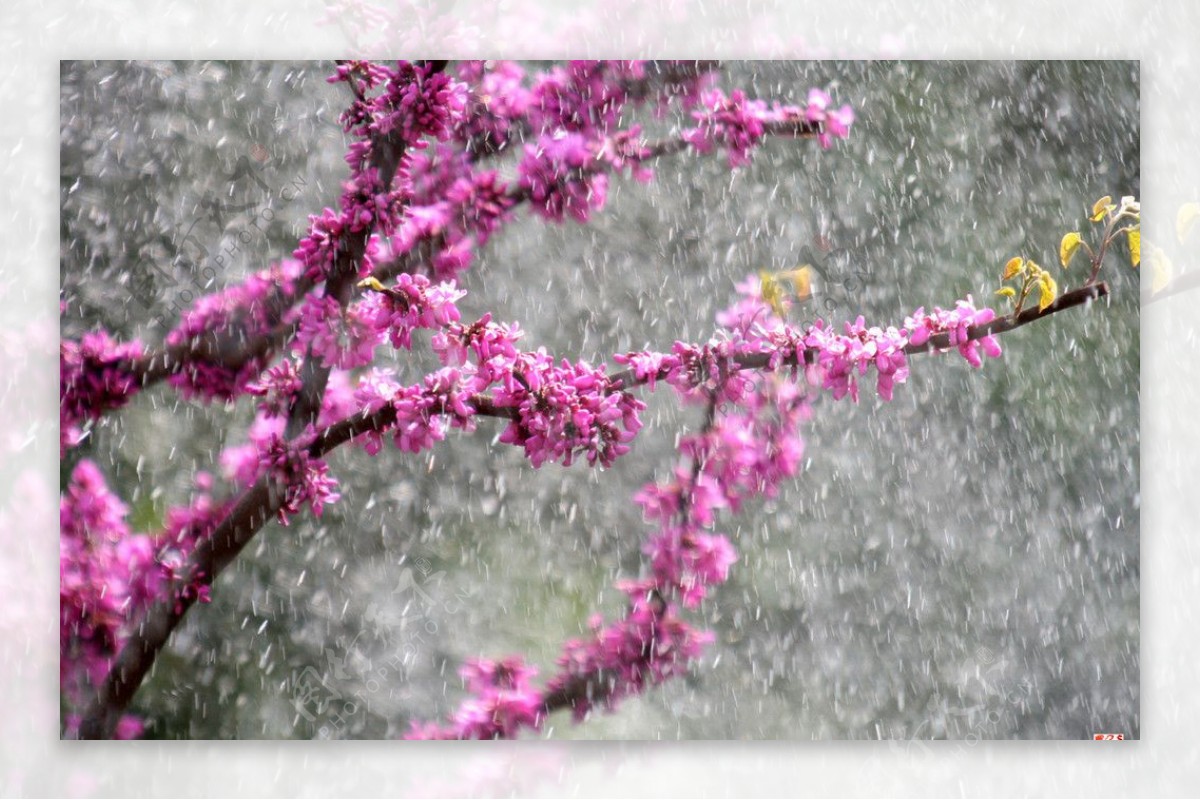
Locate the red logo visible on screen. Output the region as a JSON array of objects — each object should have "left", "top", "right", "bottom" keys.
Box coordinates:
[{"left": 1093, "top": 733, "right": 1125, "bottom": 740}]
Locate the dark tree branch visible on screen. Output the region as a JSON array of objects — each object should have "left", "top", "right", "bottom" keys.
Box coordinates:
[
  {"left": 608, "top": 281, "right": 1111, "bottom": 387},
  {"left": 284, "top": 60, "right": 431, "bottom": 440},
  {"left": 75, "top": 477, "right": 279, "bottom": 739},
  {"left": 539, "top": 671, "right": 618, "bottom": 722},
  {"left": 902, "top": 281, "right": 1110, "bottom": 354},
  {"left": 1143, "top": 268, "right": 1200, "bottom": 306}
]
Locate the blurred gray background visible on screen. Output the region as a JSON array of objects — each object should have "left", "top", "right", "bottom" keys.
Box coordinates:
[{"left": 60, "top": 60, "right": 1139, "bottom": 740}]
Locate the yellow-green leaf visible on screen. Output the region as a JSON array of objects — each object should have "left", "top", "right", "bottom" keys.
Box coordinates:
[
  {"left": 995, "top": 286, "right": 1016, "bottom": 298},
  {"left": 1127, "top": 228, "right": 1140, "bottom": 268},
  {"left": 1178, "top": 202, "right": 1200, "bottom": 243},
  {"left": 1037, "top": 274, "right": 1058, "bottom": 311},
  {"left": 1149, "top": 245, "right": 1172, "bottom": 294},
  {"left": 1090, "top": 195, "right": 1114, "bottom": 223},
  {"left": 1002, "top": 256, "right": 1024, "bottom": 280},
  {"left": 759, "top": 270, "right": 786, "bottom": 316},
  {"left": 357, "top": 276, "right": 387, "bottom": 292},
  {"left": 1059, "top": 232, "right": 1082, "bottom": 268},
  {"left": 780, "top": 266, "right": 814, "bottom": 300}
]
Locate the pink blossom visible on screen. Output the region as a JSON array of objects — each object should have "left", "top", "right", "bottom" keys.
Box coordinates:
[
  {"left": 351, "top": 368, "right": 401, "bottom": 455},
  {"left": 904, "top": 297, "right": 1003, "bottom": 369},
  {"left": 293, "top": 294, "right": 382, "bottom": 369},
  {"left": 354, "top": 273, "right": 466, "bottom": 351},
  {"left": 60, "top": 331, "right": 146, "bottom": 453},
  {"left": 454, "top": 60, "right": 532, "bottom": 153},
  {"left": 373, "top": 61, "right": 467, "bottom": 148},
  {"left": 804, "top": 88, "right": 856, "bottom": 149},
  {"left": 518, "top": 132, "right": 608, "bottom": 223},
  {"left": 643, "top": 528, "right": 738, "bottom": 607},
  {"left": 221, "top": 413, "right": 285, "bottom": 487},
  {"left": 60, "top": 460, "right": 183, "bottom": 738},
  {"left": 432, "top": 314, "right": 523, "bottom": 373},
  {"left": 245, "top": 358, "right": 303, "bottom": 417},
  {"left": 446, "top": 169, "right": 516, "bottom": 246},
  {"left": 460, "top": 656, "right": 539, "bottom": 694},
  {"left": 327, "top": 60, "right": 392, "bottom": 90},
  {"left": 528, "top": 61, "right": 638, "bottom": 136},
  {"left": 492, "top": 350, "right": 645, "bottom": 468},
  {"left": 163, "top": 259, "right": 305, "bottom": 401},
  {"left": 612, "top": 350, "right": 679, "bottom": 390},
  {"left": 257, "top": 437, "right": 342, "bottom": 524},
  {"left": 370, "top": 368, "right": 479, "bottom": 455},
  {"left": 293, "top": 207, "right": 347, "bottom": 283},
  {"left": 683, "top": 88, "right": 768, "bottom": 167}
]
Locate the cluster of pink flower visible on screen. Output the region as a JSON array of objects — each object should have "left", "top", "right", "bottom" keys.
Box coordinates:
[
  {"left": 290, "top": 272, "right": 468, "bottom": 370},
  {"left": 244, "top": 357, "right": 303, "bottom": 417},
  {"left": 60, "top": 461, "right": 156, "bottom": 691},
  {"left": 614, "top": 277, "right": 1003, "bottom": 406},
  {"left": 360, "top": 272, "right": 468, "bottom": 349},
  {"left": 221, "top": 370, "right": 358, "bottom": 487},
  {"left": 276, "top": 293, "right": 646, "bottom": 470},
  {"left": 371, "top": 366, "right": 479, "bottom": 455},
  {"left": 60, "top": 461, "right": 222, "bottom": 738},
  {"left": 366, "top": 61, "right": 467, "bottom": 154},
  {"left": 156, "top": 471, "right": 226, "bottom": 610},
  {"left": 541, "top": 585, "right": 717, "bottom": 722},
  {"left": 332, "top": 342, "right": 645, "bottom": 472},
  {"left": 257, "top": 436, "right": 342, "bottom": 525},
  {"left": 60, "top": 331, "right": 146, "bottom": 454},
  {"left": 780, "top": 297, "right": 1003, "bottom": 403},
  {"left": 493, "top": 351, "right": 646, "bottom": 468},
  {"left": 293, "top": 294, "right": 378, "bottom": 369},
  {"left": 516, "top": 125, "right": 658, "bottom": 224},
  {"left": 398, "top": 145, "right": 516, "bottom": 281},
  {"left": 443, "top": 60, "right": 706, "bottom": 228},
  {"left": 517, "top": 132, "right": 612, "bottom": 224},
  {"left": 527, "top": 60, "right": 648, "bottom": 135},
  {"left": 905, "top": 300, "right": 1004, "bottom": 367},
  {"left": 454, "top": 60, "right": 707, "bottom": 153},
  {"left": 406, "top": 657, "right": 544, "bottom": 740},
  {"left": 217, "top": 273, "right": 477, "bottom": 503},
  {"left": 164, "top": 258, "right": 306, "bottom": 401},
  {"left": 797, "top": 316, "right": 911, "bottom": 402},
  {"left": 453, "top": 60, "right": 530, "bottom": 154},
  {"left": 294, "top": 61, "right": 467, "bottom": 286},
  {"left": 683, "top": 86, "right": 854, "bottom": 167},
  {"left": 431, "top": 312, "right": 523, "bottom": 371},
  {"left": 804, "top": 88, "right": 856, "bottom": 149}
]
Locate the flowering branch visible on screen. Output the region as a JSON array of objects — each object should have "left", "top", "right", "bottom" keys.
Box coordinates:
[
  {"left": 61, "top": 76, "right": 838, "bottom": 451},
  {"left": 74, "top": 274, "right": 1102, "bottom": 738},
  {"left": 396, "top": 282, "right": 1109, "bottom": 738},
  {"left": 64, "top": 59, "right": 1112, "bottom": 742},
  {"left": 72, "top": 118, "right": 824, "bottom": 421},
  {"left": 285, "top": 60, "right": 455, "bottom": 441}
]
